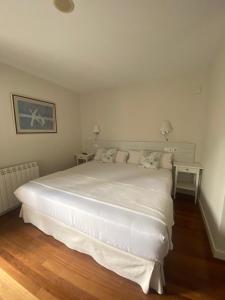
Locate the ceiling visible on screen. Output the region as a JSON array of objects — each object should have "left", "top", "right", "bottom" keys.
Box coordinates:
[{"left": 0, "top": 0, "right": 225, "bottom": 94}]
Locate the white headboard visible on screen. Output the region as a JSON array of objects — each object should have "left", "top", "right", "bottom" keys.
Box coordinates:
[{"left": 84, "top": 139, "right": 196, "bottom": 163}]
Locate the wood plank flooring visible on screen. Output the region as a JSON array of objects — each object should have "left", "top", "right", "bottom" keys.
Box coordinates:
[{"left": 0, "top": 194, "right": 225, "bottom": 300}]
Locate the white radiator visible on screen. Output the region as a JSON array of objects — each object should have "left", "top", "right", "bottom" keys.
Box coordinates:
[{"left": 0, "top": 161, "right": 39, "bottom": 215}]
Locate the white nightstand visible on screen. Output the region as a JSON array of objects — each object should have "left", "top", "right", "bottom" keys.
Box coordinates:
[
  {"left": 75, "top": 153, "right": 95, "bottom": 166},
  {"left": 173, "top": 162, "right": 203, "bottom": 204}
]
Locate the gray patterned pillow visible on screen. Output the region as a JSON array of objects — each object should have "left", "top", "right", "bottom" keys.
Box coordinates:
[
  {"left": 140, "top": 152, "right": 161, "bottom": 169},
  {"left": 101, "top": 148, "right": 117, "bottom": 163}
]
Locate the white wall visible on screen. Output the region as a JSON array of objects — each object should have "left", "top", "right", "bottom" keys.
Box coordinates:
[
  {"left": 0, "top": 63, "right": 81, "bottom": 175},
  {"left": 80, "top": 68, "right": 225, "bottom": 260},
  {"left": 200, "top": 41, "right": 225, "bottom": 259},
  {"left": 80, "top": 72, "right": 207, "bottom": 160}
]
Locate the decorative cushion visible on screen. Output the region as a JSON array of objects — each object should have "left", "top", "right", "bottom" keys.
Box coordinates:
[
  {"left": 101, "top": 148, "right": 117, "bottom": 163},
  {"left": 115, "top": 151, "right": 129, "bottom": 163},
  {"left": 94, "top": 148, "right": 105, "bottom": 161},
  {"left": 127, "top": 150, "right": 143, "bottom": 164},
  {"left": 139, "top": 150, "right": 150, "bottom": 165},
  {"left": 160, "top": 152, "right": 173, "bottom": 169},
  {"left": 140, "top": 152, "right": 161, "bottom": 169}
]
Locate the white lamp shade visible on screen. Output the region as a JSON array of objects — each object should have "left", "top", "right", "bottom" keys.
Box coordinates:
[
  {"left": 93, "top": 125, "right": 100, "bottom": 134},
  {"left": 160, "top": 120, "right": 173, "bottom": 135}
]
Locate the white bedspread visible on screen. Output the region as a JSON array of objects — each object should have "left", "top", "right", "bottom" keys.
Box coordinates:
[{"left": 15, "top": 161, "right": 173, "bottom": 262}]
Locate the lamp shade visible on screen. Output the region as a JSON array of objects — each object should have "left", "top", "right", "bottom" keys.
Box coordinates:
[
  {"left": 160, "top": 120, "right": 173, "bottom": 135},
  {"left": 93, "top": 125, "right": 100, "bottom": 134}
]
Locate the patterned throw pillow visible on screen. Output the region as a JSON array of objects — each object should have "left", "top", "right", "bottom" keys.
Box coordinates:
[
  {"left": 139, "top": 150, "right": 150, "bottom": 164},
  {"left": 101, "top": 148, "right": 117, "bottom": 163},
  {"left": 140, "top": 152, "right": 161, "bottom": 169}
]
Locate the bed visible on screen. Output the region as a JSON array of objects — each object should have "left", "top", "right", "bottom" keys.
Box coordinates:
[{"left": 15, "top": 159, "right": 174, "bottom": 294}]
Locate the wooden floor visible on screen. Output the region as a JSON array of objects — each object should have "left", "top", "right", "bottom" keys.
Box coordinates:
[{"left": 0, "top": 194, "right": 225, "bottom": 300}]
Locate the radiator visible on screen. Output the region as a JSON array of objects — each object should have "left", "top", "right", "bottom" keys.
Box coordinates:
[{"left": 0, "top": 161, "right": 39, "bottom": 215}]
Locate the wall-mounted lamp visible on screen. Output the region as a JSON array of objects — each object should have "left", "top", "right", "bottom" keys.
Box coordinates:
[
  {"left": 93, "top": 125, "right": 100, "bottom": 146},
  {"left": 160, "top": 120, "right": 173, "bottom": 142}
]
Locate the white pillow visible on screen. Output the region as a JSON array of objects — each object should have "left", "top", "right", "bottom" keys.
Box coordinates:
[
  {"left": 101, "top": 148, "right": 117, "bottom": 163},
  {"left": 127, "top": 150, "right": 143, "bottom": 164},
  {"left": 94, "top": 148, "right": 105, "bottom": 161},
  {"left": 140, "top": 152, "right": 161, "bottom": 169},
  {"left": 115, "top": 151, "right": 129, "bottom": 163},
  {"left": 160, "top": 152, "right": 173, "bottom": 169}
]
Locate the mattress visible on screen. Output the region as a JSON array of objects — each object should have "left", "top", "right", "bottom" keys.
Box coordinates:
[{"left": 15, "top": 161, "right": 173, "bottom": 262}]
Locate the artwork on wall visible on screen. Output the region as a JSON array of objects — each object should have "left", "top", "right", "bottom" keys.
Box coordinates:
[{"left": 12, "top": 94, "right": 57, "bottom": 134}]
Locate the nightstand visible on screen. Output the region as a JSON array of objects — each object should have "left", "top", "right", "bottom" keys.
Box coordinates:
[
  {"left": 75, "top": 153, "right": 95, "bottom": 166},
  {"left": 173, "top": 162, "right": 203, "bottom": 204}
]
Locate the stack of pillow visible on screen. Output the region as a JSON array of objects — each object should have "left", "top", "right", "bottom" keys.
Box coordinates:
[{"left": 94, "top": 148, "right": 173, "bottom": 170}]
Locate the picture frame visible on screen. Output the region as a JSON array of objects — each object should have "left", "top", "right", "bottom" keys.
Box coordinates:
[{"left": 12, "top": 94, "right": 57, "bottom": 134}]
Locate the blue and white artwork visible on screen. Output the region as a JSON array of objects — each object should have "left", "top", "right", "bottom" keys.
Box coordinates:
[{"left": 12, "top": 95, "right": 57, "bottom": 133}]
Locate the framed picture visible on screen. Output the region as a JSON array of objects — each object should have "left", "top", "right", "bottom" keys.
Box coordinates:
[{"left": 12, "top": 94, "right": 57, "bottom": 134}]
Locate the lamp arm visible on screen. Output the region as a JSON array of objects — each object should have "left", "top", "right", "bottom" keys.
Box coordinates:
[{"left": 94, "top": 132, "right": 100, "bottom": 147}]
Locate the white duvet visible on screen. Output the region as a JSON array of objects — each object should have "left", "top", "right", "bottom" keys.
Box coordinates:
[{"left": 15, "top": 161, "right": 174, "bottom": 262}]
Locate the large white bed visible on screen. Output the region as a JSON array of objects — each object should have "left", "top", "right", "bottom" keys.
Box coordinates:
[{"left": 15, "top": 160, "right": 174, "bottom": 294}]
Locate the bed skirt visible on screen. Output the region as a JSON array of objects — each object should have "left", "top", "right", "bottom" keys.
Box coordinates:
[{"left": 20, "top": 204, "right": 165, "bottom": 294}]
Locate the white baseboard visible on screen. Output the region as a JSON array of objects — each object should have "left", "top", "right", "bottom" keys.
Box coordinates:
[
  {"left": 0, "top": 203, "right": 20, "bottom": 217},
  {"left": 199, "top": 200, "right": 225, "bottom": 261}
]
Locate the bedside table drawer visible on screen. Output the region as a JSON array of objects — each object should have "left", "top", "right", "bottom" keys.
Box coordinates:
[{"left": 176, "top": 166, "right": 197, "bottom": 174}]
